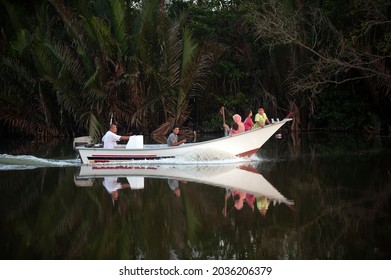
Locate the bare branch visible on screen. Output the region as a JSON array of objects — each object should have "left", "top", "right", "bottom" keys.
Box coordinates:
[{"left": 249, "top": 0, "right": 391, "bottom": 100}]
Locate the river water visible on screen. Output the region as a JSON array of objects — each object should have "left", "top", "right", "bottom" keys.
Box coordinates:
[{"left": 0, "top": 132, "right": 390, "bottom": 260}]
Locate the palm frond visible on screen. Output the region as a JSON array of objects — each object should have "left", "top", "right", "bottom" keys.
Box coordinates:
[
  {"left": 87, "top": 112, "right": 102, "bottom": 141},
  {"left": 82, "top": 15, "right": 113, "bottom": 56},
  {"left": 109, "top": 0, "right": 127, "bottom": 53}
]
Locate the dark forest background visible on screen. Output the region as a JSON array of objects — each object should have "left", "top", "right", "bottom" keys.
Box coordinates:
[{"left": 1, "top": 0, "right": 390, "bottom": 141}]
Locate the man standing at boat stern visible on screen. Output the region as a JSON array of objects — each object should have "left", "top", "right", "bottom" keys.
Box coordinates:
[
  {"left": 102, "top": 124, "right": 130, "bottom": 149},
  {"left": 167, "top": 126, "right": 186, "bottom": 146}
]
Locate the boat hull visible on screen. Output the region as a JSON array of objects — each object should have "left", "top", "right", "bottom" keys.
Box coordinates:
[{"left": 76, "top": 119, "right": 291, "bottom": 164}]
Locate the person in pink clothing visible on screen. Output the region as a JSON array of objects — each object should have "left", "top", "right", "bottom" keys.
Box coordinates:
[
  {"left": 232, "top": 114, "right": 245, "bottom": 133},
  {"left": 233, "top": 190, "right": 247, "bottom": 210},
  {"left": 229, "top": 122, "right": 239, "bottom": 136},
  {"left": 245, "top": 193, "right": 256, "bottom": 211},
  {"left": 243, "top": 109, "right": 254, "bottom": 131}
]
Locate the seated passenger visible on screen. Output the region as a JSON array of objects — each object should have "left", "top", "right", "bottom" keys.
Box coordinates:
[
  {"left": 243, "top": 109, "right": 254, "bottom": 131},
  {"left": 167, "top": 126, "right": 187, "bottom": 146},
  {"left": 252, "top": 107, "right": 270, "bottom": 129},
  {"left": 229, "top": 122, "right": 239, "bottom": 136},
  {"left": 232, "top": 114, "right": 245, "bottom": 133}
]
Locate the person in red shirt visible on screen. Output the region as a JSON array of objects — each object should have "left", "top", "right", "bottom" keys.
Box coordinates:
[{"left": 243, "top": 109, "right": 254, "bottom": 131}]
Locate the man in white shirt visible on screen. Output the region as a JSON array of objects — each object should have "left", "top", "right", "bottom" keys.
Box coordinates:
[{"left": 102, "top": 124, "right": 130, "bottom": 149}]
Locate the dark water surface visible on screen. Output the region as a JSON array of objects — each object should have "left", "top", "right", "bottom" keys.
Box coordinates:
[{"left": 1, "top": 132, "right": 390, "bottom": 259}]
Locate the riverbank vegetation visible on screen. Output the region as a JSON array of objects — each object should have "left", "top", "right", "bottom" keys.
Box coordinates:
[{"left": 1, "top": 0, "right": 390, "bottom": 140}]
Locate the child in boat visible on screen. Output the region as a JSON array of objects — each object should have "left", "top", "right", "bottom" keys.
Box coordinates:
[
  {"left": 243, "top": 109, "right": 254, "bottom": 131},
  {"left": 252, "top": 107, "right": 270, "bottom": 129},
  {"left": 229, "top": 122, "right": 239, "bottom": 136},
  {"left": 232, "top": 114, "right": 245, "bottom": 133}
]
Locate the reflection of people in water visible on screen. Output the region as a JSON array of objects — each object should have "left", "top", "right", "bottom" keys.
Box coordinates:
[
  {"left": 256, "top": 195, "right": 270, "bottom": 217},
  {"left": 223, "top": 189, "right": 256, "bottom": 216},
  {"left": 168, "top": 179, "right": 181, "bottom": 197},
  {"left": 103, "top": 177, "right": 130, "bottom": 202},
  {"left": 246, "top": 193, "right": 256, "bottom": 211},
  {"left": 233, "top": 190, "right": 246, "bottom": 210}
]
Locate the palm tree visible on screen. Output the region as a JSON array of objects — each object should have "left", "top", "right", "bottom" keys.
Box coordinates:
[
  {"left": 0, "top": 1, "right": 66, "bottom": 137},
  {"left": 115, "top": 0, "right": 214, "bottom": 135},
  {"left": 1, "top": 0, "right": 216, "bottom": 139},
  {"left": 48, "top": 0, "right": 214, "bottom": 137},
  {"left": 45, "top": 0, "right": 138, "bottom": 140}
]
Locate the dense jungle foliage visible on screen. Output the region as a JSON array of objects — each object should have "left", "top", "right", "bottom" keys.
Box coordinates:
[{"left": 0, "top": 0, "right": 390, "bottom": 140}]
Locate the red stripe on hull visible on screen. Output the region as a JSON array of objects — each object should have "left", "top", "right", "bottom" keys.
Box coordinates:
[
  {"left": 236, "top": 148, "right": 259, "bottom": 157},
  {"left": 91, "top": 154, "right": 157, "bottom": 158}
]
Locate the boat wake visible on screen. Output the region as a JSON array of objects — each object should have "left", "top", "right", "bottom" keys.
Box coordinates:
[
  {"left": 1, "top": 148, "right": 262, "bottom": 170},
  {"left": 176, "top": 148, "right": 252, "bottom": 163},
  {"left": 0, "top": 154, "right": 80, "bottom": 170}
]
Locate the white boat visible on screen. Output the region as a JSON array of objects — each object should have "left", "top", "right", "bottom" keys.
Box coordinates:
[
  {"left": 75, "top": 163, "right": 294, "bottom": 205},
  {"left": 75, "top": 118, "right": 292, "bottom": 164}
]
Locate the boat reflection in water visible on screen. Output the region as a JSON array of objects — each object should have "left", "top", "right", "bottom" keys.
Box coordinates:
[{"left": 74, "top": 163, "right": 294, "bottom": 214}]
